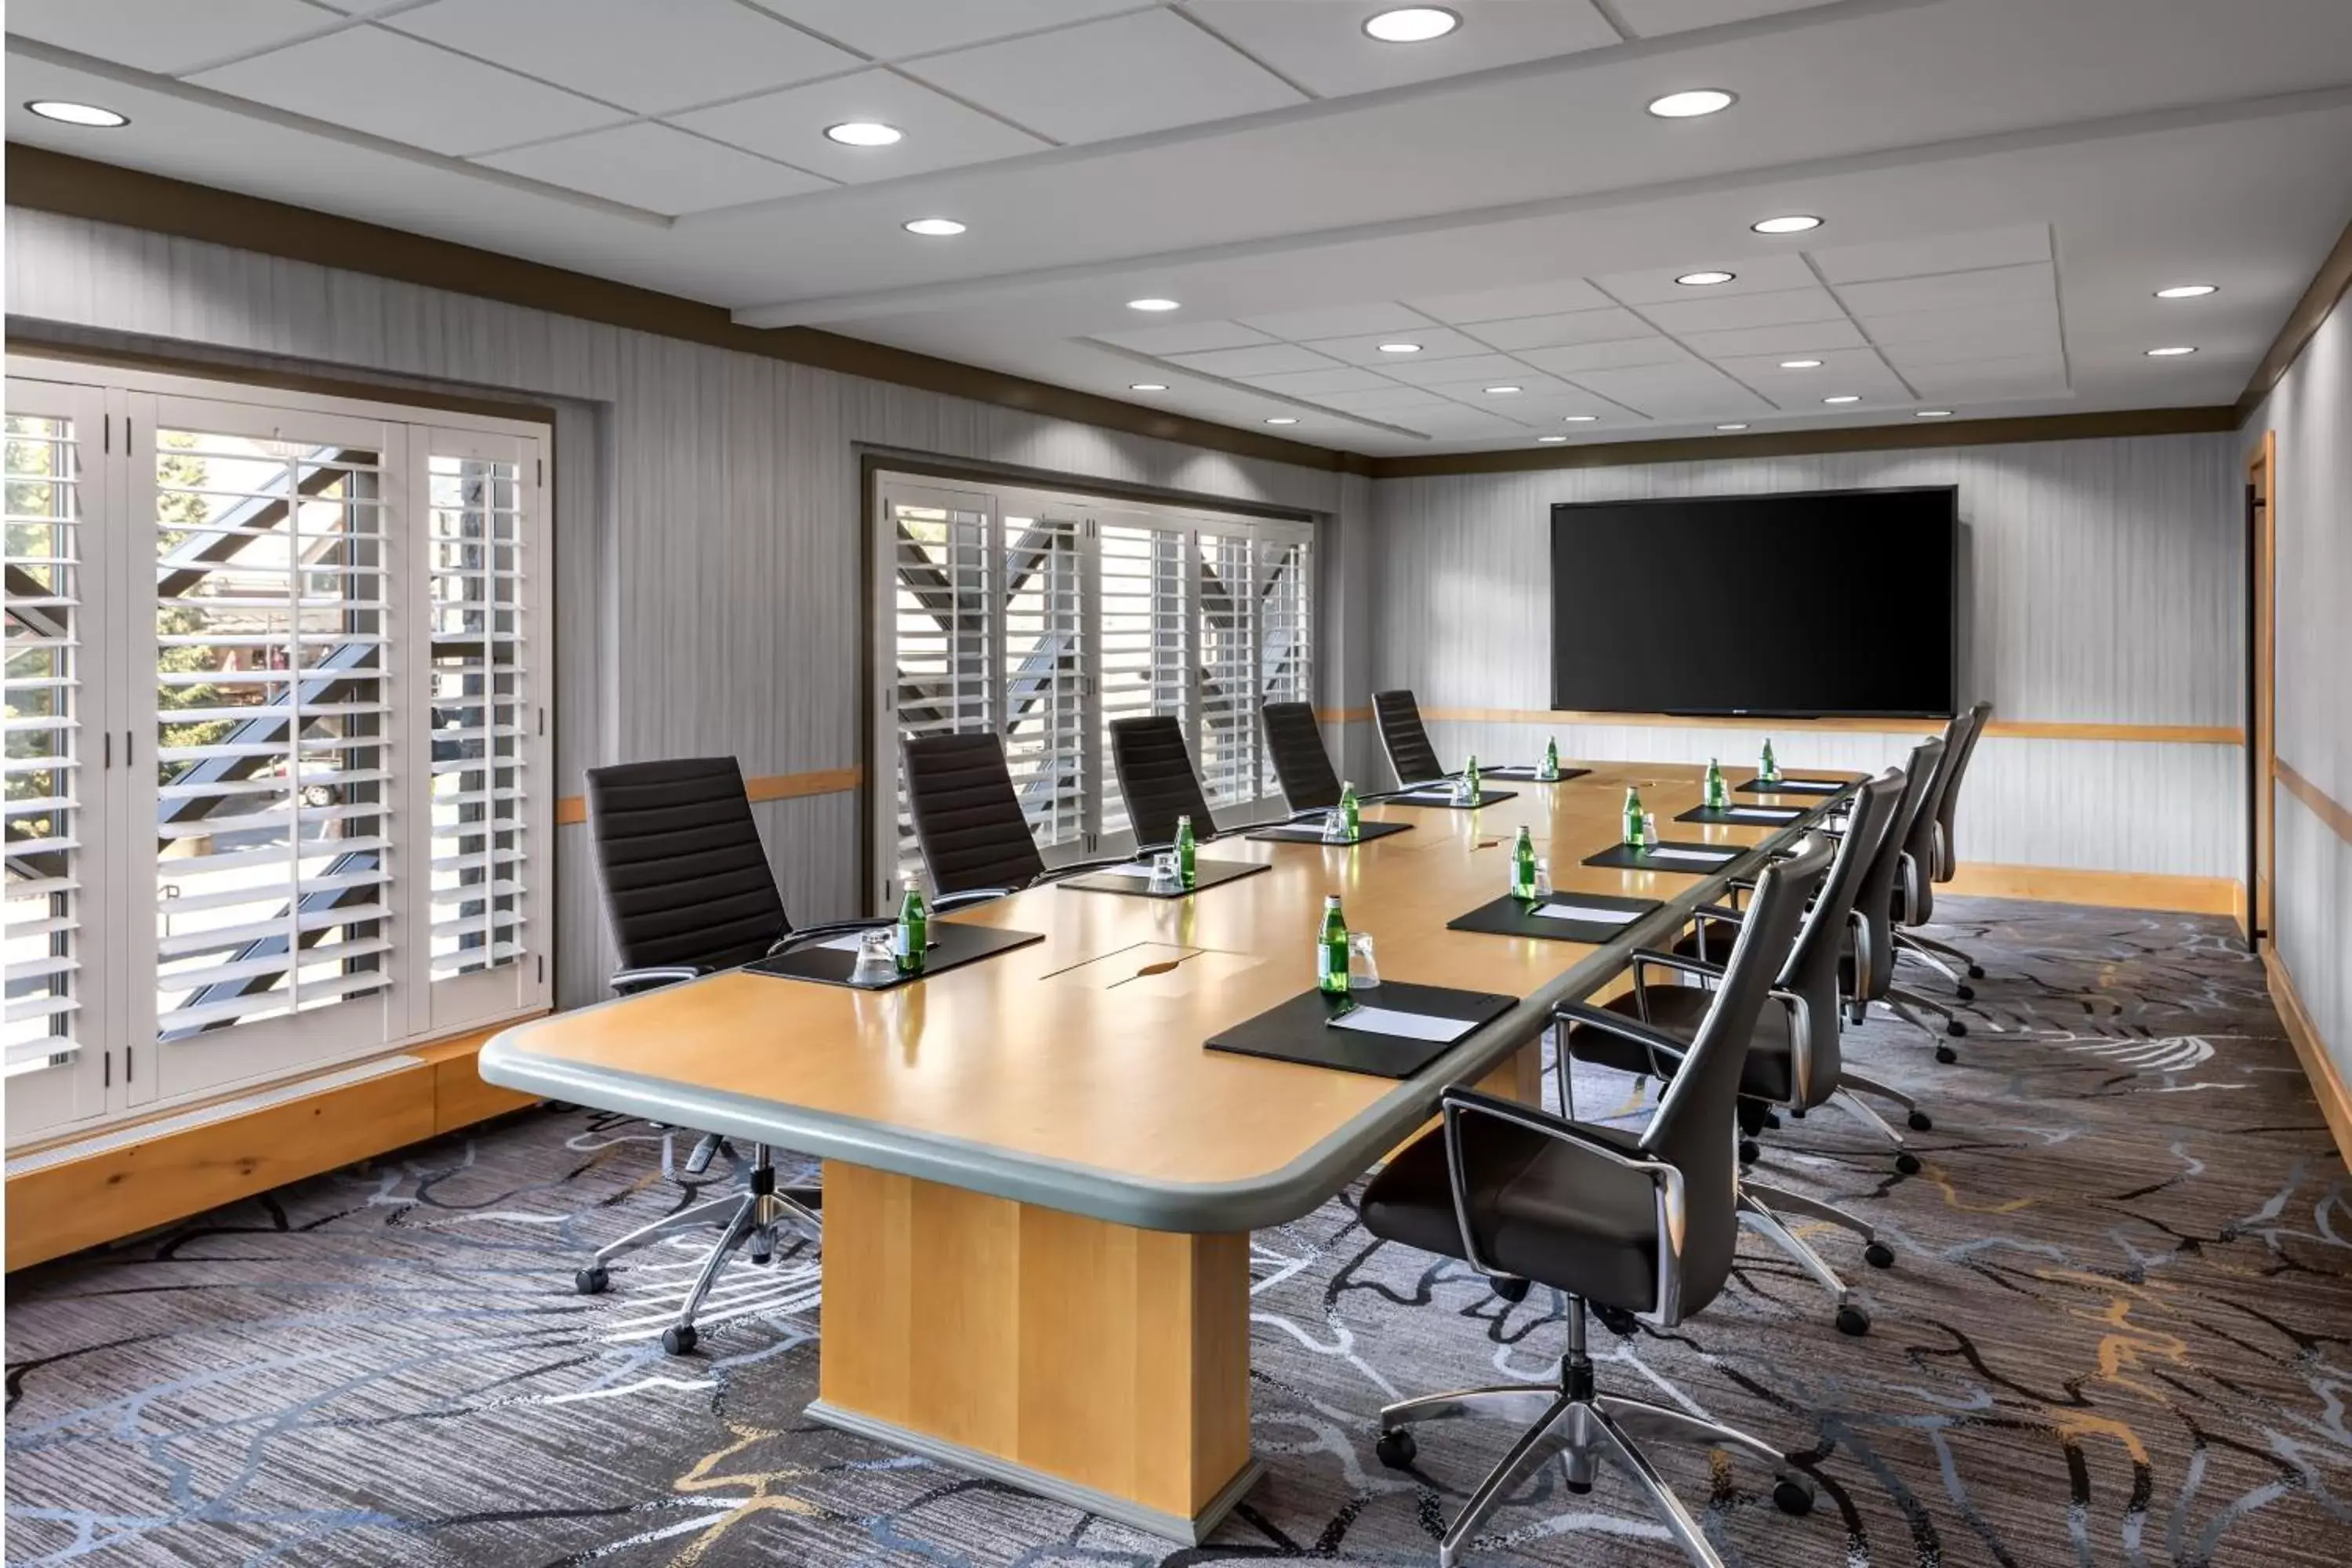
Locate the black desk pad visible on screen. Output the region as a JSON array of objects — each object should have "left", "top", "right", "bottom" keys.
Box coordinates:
[
  {"left": 1481, "top": 765, "right": 1592, "bottom": 782},
  {"left": 1245, "top": 818, "right": 1416, "bottom": 844},
  {"left": 747, "top": 922, "right": 1043, "bottom": 990},
  {"left": 1733, "top": 776, "right": 1846, "bottom": 796},
  {"left": 1207, "top": 982, "right": 1518, "bottom": 1080},
  {"left": 1581, "top": 840, "right": 1747, "bottom": 873},
  {"left": 1384, "top": 786, "right": 1520, "bottom": 810},
  {"left": 1675, "top": 801, "right": 1808, "bottom": 826},
  {"left": 1447, "top": 890, "right": 1664, "bottom": 944},
  {"left": 1056, "top": 858, "right": 1270, "bottom": 898}
]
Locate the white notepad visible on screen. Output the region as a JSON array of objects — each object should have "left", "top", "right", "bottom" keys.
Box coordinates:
[
  {"left": 1093, "top": 862, "right": 1160, "bottom": 879},
  {"left": 817, "top": 931, "right": 878, "bottom": 952},
  {"left": 1532, "top": 902, "right": 1644, "bottom": 925},
  {"left": 1646, "top": 847, "right": 1734, "bottom": 864},
  {"left": 1327, "top": 1006, "right": 1479, "bottom": 1044},
  {"left": 1402, "top": 791, "right": 1458, "bottom": 803},
  {"left": 1723, "top": 808, "right": 1801, "bottom": 822}
]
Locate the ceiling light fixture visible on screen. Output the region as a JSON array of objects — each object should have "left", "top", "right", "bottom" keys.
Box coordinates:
[
  {"left": 826, "top": 121, "right": 902, "bottom": 147},
  {"left": 2155, "top": 284, "right": 2218, "bottom": 299},
  {"left": 1779, "top": 358, "right": 1824, "bottom": 369},
  {"left": 1823, "top": 394, "right": 1861, "bottom": 404},
  {"left": 902, "top": 217, "right": 965, "bottom": 236},
  {"left": 1676, "top": 270, "right": 1736, "bottom": 287},
  {"left": 1752, "top": 214, "right": 1821, "bottom": 234},
  {"left": 1916, "top": 409, "right": 1954, "bottom": 418},
  {"left": 1647, "top": 89, "right": 1736, "bottom": 118},
  {"left": 1129, "top": 383, "right": 1167, "bottom": 391},
  {"left": 2146, "top": 345, "right": 2198, "bottom": 357},
  {"left": 1717, "top": 423, "right": 1750, "bottom": 431},
  {"left": 1562, "top": 415, "right": 1599, "bottom": 423},
  {"left": 1127, "top": 298, "right": 1181, "bottom": 312},
  {"left": 1265, "top": 416, "right": 1299, "bottom": 425},
  {"left": 1363, "top": 6, "right": 1460, "bottom": 42},
  {"left": 1537, "top": 435, "right": 1570, "bottom": 444},
  {"left": 27, "top": 100, "right": 128, "bottom": 128},
  {"left": 1377, "top": 342, "right": 1422, "bottom": 354},
  {"left": 1483, "top": 385, "right": 1522, "bottom": 395}
]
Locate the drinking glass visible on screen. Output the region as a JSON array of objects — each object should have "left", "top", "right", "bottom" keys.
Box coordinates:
[
  {"left": 1348, "top": 931, "right": 1381, "bottom": 987},
  {"left": 1533, "top": 856, "right": 1554, "bottom": 898},
  {"left": 1150, "top": 850, "right": 1183, "bottom": 891},
  {"left": 851, "top": 930, "right": 897, "bottom": 986},
  {"left": 1321, "top": 808, "right": 1351, "bottom": 842},
  {"left": 1641, "top": 811, "right": 1661, "bottom": 848}
]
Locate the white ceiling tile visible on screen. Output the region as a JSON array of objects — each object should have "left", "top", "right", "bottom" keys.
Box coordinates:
[
  {"left": 1406, "top": 279, "right": 1615, "bottom": 322},
  {"left": 1596, "top": 253, "right": 1819, "bottom": 305},
  {"left": 1878, "top": 328, "right": 2063, "bottom": 371},
  {"left": 474, "top": 122, "right": 831, "bottom": 214},
  {"left": 1304, "top": 327, "right": 1495, "bottom": 365},
  {"left": 1421, "top": 372, "right": 1582, "bottom": 401},
  {"left": 670, "top": 70, "right": 1047, "bottom": 181},
  {"left": 1608, "top": 0, "right": 1849, "bottom": 38},
  {"left": 9, "top": 0, "right": 336, "bottom": 74},
  {"left": 1835, "top": 263, "right": 2056, "bottom": 317},
  {"left": 190, "top": 26, "right": 621, "bottom": 155},
  {"left": 1634, "top": 285, "right": 1849, "bottom": 335},
  {"left": 1236, "top": 303, "right": 1436, "bottom": 340},
  {"left": 1164, "top": 343, "right": 1343, "bottom": 377},
  {"left": 1181, "top": 1, "right": 1619, "bottom": 97},
  {"left": 390, "top": 0, "right": 858, "bottom": 114},
  {"left": 1464, "top": 307, "right": 1657, "bottom": 352},
  {"left": 1308, "top": 387, "right": 1461, "bottom": 414},
  {"left": 1711, "top": 349, "right": 1911, "bottom": 409},
  {"left": 1507, "top": 397, "right": 1644, "bottom": 426},
  {"left": 1516, "top": 338, "right": 1691, "bottom": 375},
  {"left": 1809, "top": 224, "right": 2051, "bottom": 284},
  {"left": 1237, "top": 366, "right": 1399, "bottom": 395},
  {"left": 904, "top": 10, "right": 1302, "bottom": 145},
  {"left": 1853, "top": 299, "right": 2060, "bottom": 345},
  {"left": 1677, "top": 320, "right": 1871, "bottom": 357},
  {"left": 1905, "top": 355, "right": 2072, "bottom": 399},
  {"left": 1388, "top": 405, "right": 1531, "bottom": 437},
  {"left": 1563, "top": 362, "right": 1772, "bottom": 418},
  {"left": 1379, "top": 352, "right": 1533, "bottom": 386},
  {"left": 746, "top": 0, "right": 1142, "bottom": 61},
  {"left": 1090, "top": 321, "right": 1272, "bottom": 354}
]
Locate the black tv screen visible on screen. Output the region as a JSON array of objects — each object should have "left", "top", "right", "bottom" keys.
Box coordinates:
[{"left": 1551, "top": 487, "right": 1956, "bottom": 718}]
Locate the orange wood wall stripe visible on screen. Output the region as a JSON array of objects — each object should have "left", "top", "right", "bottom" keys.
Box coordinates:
[{"left": 557, "top": 764, "right": 863, "bottom": 826}]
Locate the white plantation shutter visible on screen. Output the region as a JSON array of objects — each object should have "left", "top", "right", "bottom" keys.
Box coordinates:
[
  {"left": 888, "top": 494, "right": 994, "bottom": 894},
  {"left": 1195, "top": 528, "right": 1257, "bottom": 809},
  {"left": 1000, "top": 511, "right": 1086, "bottom": 853},
  {"left": 1258, "top": 531, "right": 1314, "bottom": 795},
  {"left": 1097, "top": 520, "right": 1192, "bottom": 838}
]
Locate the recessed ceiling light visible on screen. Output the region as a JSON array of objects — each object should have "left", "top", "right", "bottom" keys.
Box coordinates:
[
  {"left": 902, "top": 217, "right": 965, "bottom": 236},
  {"left": 2155, "top": 284, "right": 2218, "bottom": 299},
  {"left": 1265, "top": 416, "right": 1299, "bottom": 425},
  {"left": 1377, "top": 342, "right": 1422, "bottom": 354},
  {"left": 1537, "top": 435, "right": 1571, "bottom": 444},
  {"left": 1716, "top": 423, "right": 1750, "bottom": 431},
  {"left": 1916, "top": 409, "right": 1954, "bottom": 419},
  {"left": 1676, "top": 270, "right": 1737, "bottom": 287},
  {"left": 1363, "top": 6, "right": 1461, "bottom": 42},
  {"left": 1752, "top": 214, "right": 1822, "bottom": 235},
  {"left": 1129, "top": 383, "right": 1167, "bottom": 392},
  {"left": 27, "top": 100, "right": 128, "bottom": 128},
  {"left": 2146, "top": 345, "right": 2198, "bottom": 357},
  {"left": 1823, "top": 394, "right": 1861, "bottom": 405},
  {"left": 1648, "top": 89, "right": 1736, "bottom": 118},
  {"left": 1484, "top": 385, "right": 1523, "bottom": 395},
  {"left": 1127, "top": 298, "right": 1181, "bottom": 312},
  {"left": 826, "top": 121, "right": 902, "bottom": 147},
  {"left": 1779, "top": 358, "right": 1824, "bottom": 370},
  {"left": 1562, "top": 415, "right": 1599, "bottom": 423}
]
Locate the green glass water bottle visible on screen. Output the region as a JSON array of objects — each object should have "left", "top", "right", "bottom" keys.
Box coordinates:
[
  {"left": 1705, "top": 757, "right": 1728, "bottom": 810},
  {"left": 1622, "top": 785, "right": 1645, "bottom": 848},
  {"left": 1464, "top": 753, "right": 1481, "bottom": 798},
  {"left": 1760, "top": 737, "right": 1780, "bottom": 784},
  {"left": 1512, "top": 825, "right": 1537, "bottom": 899},
  {"left": 1174, "top": 813, "right": 1198, "bottom": 890},
  {"left": 1317, "top": 895, "right": 1351, "bottom": 995},
  {"left": 1340, "top": 780, "right": 1361, "bottom": 840},
  {"left": 1542, "top": 735, "right": 1561, "bottom": 781},
  {"left": 895, "top": 887, "right": 927, "bottom": 974}
]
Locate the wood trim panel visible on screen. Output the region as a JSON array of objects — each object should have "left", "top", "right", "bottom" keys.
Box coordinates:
[
  {"left": 2265, "top": 949, "right": 2352, "bottom": 1173},
  {"left": 5, "top": 147, "right": 1365, "bottom": 477},
  {"left": 2278, "top": 757, "right": 2352, "bottom": 846},
  {"left": 1406, "top": 707, "right": 2241, "bottom": 745},
  {"left": 1941, "top": 862, "right": 2240, "bottom": 916},
  {"left": 1313, "top": 706, "right": 1370, "bottom": 724},
  {"left": 6, "top": 1018, "right": 543, "bottom": 1272},
  {"left": 7, "top": 338, "right": 561, "bottom": 428},
  {"left": 555, "top": 764, "right": 863, "bottom": 826},
  {"left": 2238, "top": 209, "right": 2352, "bottom": 423}
]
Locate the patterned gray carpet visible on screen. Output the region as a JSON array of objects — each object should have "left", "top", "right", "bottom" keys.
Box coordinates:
[{"left": 8, "top": 898, "right": 2351, "bottom": 1566}]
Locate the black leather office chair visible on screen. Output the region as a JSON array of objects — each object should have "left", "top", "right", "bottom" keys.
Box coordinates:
[
  {"left": 900, "top": 731, "right": 1049, "bottom": 899},
  {"left": 1109, "top": 714, "right": 1218, "bottom": 848},
  {"left": 1261, "top": 700, "right": 1344, "bottom": 812},
  {"left": 1564, "top": 769, "right": 1919, "bottom": 1334},
  {"left": 1372, "top": 688, "right": 1446, "bottom": 788},
  {"left": 1362, "top": 837, "right": 1835, "bottom": 1568},
  {"left": 577, "top": 755, "right": 869, "bottom": 1355},
  {"left": 1898, "top": 699, "right": 1994, "bottom": 992}
]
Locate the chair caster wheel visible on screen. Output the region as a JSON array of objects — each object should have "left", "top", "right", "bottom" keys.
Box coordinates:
[
  {"left": 1955, "top": 985, "right": 1975, "bottom": 1002},
  {"left": 1761, "top": 1109, "right": 1783, "bottom": 1130},
  {"left": 661, "top": 1324, "right": 698, "bottom": 1356},
  {"left": 1966, "top": 964, "right": 1985, "bottom": 980},
  {"left": 1907, "top": 1110, "right": 1933, "bottom": 1132},
  {"left": 1563, "top": 1476, "right": 1593, "bottom": 1495},
  {"left": 1773, "top": 1478, "right": 1817, "bottom": 1516},
  {"left": 1835, "top": 1304, "right": 1871, "bottom": 1337},
  {"left": 1933, "top": 1045, "right": 1958, "bottom": 1065},
  {"left": 1896, "top": 1152, "right": 1922, "bottom": 1175},
  {"left": 1864, "top": 1241, "right": 1896, "bottom": 1269},
  {"left": 1375, "top": 1428, "right": 1417, "bottom": 1469},
  {"left": 1594, "top": 1304, "right": 1639, "bottom": 1337},
  {"left": 1946, "top": 1020, "right": 1967, "bottom": 1038},
  {"left": 1493, "top": 1276, "right": 1530, "bottom": 1303},
  {"left": 1738, "top": 1139, "right": 1760, "bottom": 1166},
  {"left": 750, "top": 1253, "right": 771, "bottom": 1268},
  {"left": 1786, "top": 1106, "right": 1806, "bottom": 1120},
  {"left": 574, "top": 1265, "right": 608, "bottom": 1295}
]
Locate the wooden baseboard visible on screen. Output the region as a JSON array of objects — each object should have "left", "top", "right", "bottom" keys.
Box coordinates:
[
  {"left": 1944, "top": 862, "right": 2240, "bottom": 916},
  {"left": 2265, "top": 949, "right": 2352, "bottom": 1171},
  {"left": 5, "top": 1018, "right": 544, "bottom": 1272}
]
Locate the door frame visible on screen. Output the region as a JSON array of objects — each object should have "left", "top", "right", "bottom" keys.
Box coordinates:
[{"left": 2245, "top": 430, "right": 2277, "bottom": 946}]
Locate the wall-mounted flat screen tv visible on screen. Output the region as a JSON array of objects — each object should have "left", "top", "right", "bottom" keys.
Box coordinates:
[{"left": 1550, "top": 486, "right": 1957, "bottom": 718}]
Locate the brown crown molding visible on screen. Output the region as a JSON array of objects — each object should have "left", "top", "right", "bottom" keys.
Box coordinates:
[
  {"left": 3, "top": 144, "right": 1372, "bottom": 478},
  {"left": 1364, "top": 405, "right": 2241, "bottom": 479},
  {"left": 2237, "top": 207, "right": 2352, "bottom": 423}
]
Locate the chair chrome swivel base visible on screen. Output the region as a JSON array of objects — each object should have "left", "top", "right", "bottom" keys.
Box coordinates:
[
  {"left": 1738, "top": 1180, "right": 1892, "bottom": 1336},
  {"left": 573, "top": 1142, "right": 820, "bottom": 1356},
  {"left": 1375, "top": 1298, "right": 1815, "bottom": 1568}
]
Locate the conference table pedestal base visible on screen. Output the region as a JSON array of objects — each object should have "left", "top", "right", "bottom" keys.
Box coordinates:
[{"left": 814, "top": 1160, "right": 1259, "bottom": 1543}]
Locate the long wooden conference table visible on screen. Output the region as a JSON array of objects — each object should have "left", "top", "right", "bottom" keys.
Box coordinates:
[{"left": 480, "top": 759, "right": 1853, "bottom": 1542}]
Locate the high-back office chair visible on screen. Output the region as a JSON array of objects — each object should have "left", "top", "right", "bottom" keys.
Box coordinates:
[
  {"left": 1372, "top": 688, "right": 1446, "bottom": 788},
  {"left": 1361, "top": 838, "right": 1835, "bottom": 1568},
  {"left": 1842, "top": 735, "right": 1976, "bottom": 1062},
  {"left": 1898, "top": 699, "right": 1995, "bottom": 992},
  {"left": 1108, "top": 714, "right": 1218, "bottom": 848},
  {"left": 579, "top": 755, "right": 844, "bottom": 1355},
  {"left": 1562, "top": 770, "right": 1915, "bottom": 1335},
  {"left": 900, "top": 731, "right": 1048, "bottom": 899},
  {"left": 1261, "top": 700, "right": 1344, "bottom": 812}
]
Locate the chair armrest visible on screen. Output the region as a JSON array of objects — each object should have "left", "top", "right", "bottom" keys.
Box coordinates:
[
  {"left": 1553, "top": 1000, "right": 1692, "bottom": 1075},
  {"left": 1631, "top": 948, "right": 1726, "bottom": 985},
  {"left": 1436, "top": 1087, "right": 1689, "bottom": 1324},
  {"left": 612, "top": 965, "right": 703, "bottom": 994},
  {"left": 766, "top": 919, "right": 891, "bottom": 957},
  {"left": 932, "top": 888, "right": 1013, "bottom": 913},
  {"left": 1043, "top": 854, "right": 1155, "bottom": 880}
]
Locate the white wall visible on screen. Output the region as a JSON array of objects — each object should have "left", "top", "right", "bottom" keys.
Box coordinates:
[
  {"left": 2244, "top": 292, "right": 2352, "bottom": 1089},
  {"left": 1369, "top": 437, "right": 2245, "bottom": 879}
]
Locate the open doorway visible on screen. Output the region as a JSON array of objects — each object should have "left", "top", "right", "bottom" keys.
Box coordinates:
[{"left": 2246, "top": 431, "right": 2277, "bottom": 946}]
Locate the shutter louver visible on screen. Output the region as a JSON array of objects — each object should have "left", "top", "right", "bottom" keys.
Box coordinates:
[
  {"left": 1097, "top": 522, "right": 1191, "bottom": 837},
  {"left": 1000, "top": 513, "right": 1086, "bottom": 852},
  {"left": 1196, "top": 529, "right": 1257, "bottom": 809},
  {"left": 891, "top": 500, "right": 993, "bottom": 895},
  {"left": 1258, "top": 535, "right": 1314, "bottom": 796}
]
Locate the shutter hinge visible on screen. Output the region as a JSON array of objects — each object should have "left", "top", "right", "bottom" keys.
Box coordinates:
[
  {"left": 538, "top": 706, "right": 546, "bottom": 736},
  {"left": 537, "top": 458, "right": 543, "bottom": 487},
  {"left": 103, "top": 1051, "right": 111, "bottom": 1090},
  {"left": 537, "top": 954, "right": 546, "bottom": 985},
  {"left": 103, "top": 415, "right": 111, "bottom": 455},
  {"left": 125, "top": 1044, "right": 133, "bottom": 1083}
]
